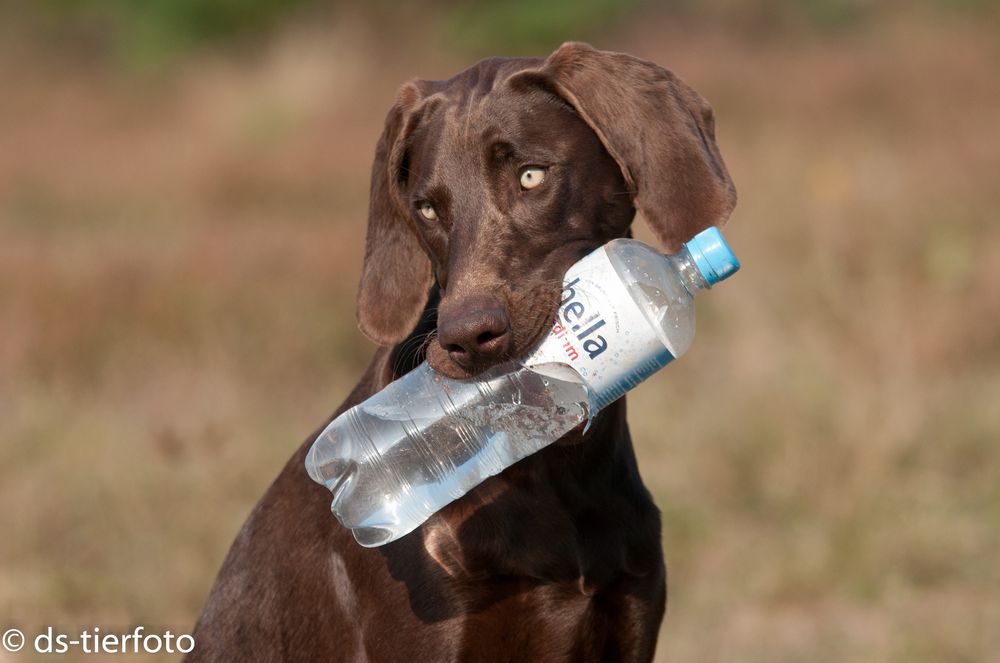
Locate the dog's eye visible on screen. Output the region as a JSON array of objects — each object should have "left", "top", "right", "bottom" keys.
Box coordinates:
[
  {"left": 519, "top": 166, "right": 546, "bottom": 190},
  {"left": 418, "top": 202, "right": 438, "bottom": 221}
]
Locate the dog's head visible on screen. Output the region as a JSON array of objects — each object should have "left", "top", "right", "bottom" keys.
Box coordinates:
[{"left": 356, "top": 42, "right": 736, "bottom": 378}]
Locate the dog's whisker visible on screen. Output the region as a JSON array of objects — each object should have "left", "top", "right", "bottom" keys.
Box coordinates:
[{"left": 391, "top": 328, "right": 438, "bottom": 374}]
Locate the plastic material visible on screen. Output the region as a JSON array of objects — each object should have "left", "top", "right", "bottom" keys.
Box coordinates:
[
  {"left": 306, "top": 227, "right": 739, "bottom": 546},
  {"left": 685, "top": 226, "right": 740, "bottom": 286},
  {"left": 306, "top": 362, "right": 588, "bottom": 546}
]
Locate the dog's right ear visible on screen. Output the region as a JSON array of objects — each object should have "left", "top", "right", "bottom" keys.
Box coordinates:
[
  {"left": 356, "top": 83, "right": 434, "bottom": 346},
  {"left": 508, "top": 42, "right": 737, "bottom": 253}
]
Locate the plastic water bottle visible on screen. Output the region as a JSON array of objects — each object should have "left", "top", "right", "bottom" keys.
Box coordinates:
[{"left": 306, "top": 227, "right": 740, "bottom": 547}]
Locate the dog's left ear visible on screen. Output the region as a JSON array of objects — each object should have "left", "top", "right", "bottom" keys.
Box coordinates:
[{"left": 511, "top": 42, "right": 736, "bottom": 251}]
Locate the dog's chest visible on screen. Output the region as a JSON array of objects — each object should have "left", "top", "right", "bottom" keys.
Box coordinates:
[{"left": 449, "top": 582, "right": 606, "bottom": 661}]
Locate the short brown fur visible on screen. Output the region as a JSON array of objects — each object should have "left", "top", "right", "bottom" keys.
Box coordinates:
[{"left": 189, "top": 42, "right": 735, "bottom": 662}]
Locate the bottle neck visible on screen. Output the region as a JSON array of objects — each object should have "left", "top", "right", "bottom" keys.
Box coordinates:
[{"left": 675, "top": 248, "right": 709, "bottom": 295}]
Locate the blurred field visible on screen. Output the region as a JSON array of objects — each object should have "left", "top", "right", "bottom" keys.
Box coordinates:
[{"left": 2, "top": 3, "right": 999, "bottom": 661}]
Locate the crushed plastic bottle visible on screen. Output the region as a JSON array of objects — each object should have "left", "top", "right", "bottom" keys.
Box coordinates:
[{"left": 306, "top": 227, "right": 740, "bottom": 546}]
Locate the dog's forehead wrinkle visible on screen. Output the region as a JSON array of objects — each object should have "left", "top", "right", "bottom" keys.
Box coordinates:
[
  {"left": 440, "top": 55, "right": 542, "bottom": 101},
  {"left": 463, "top": 96, "right": 478, "bottom": 142}
]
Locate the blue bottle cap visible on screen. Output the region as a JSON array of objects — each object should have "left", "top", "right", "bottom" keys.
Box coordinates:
[{"left": 685, "top": 227, "right": 740, "bottom": 287}]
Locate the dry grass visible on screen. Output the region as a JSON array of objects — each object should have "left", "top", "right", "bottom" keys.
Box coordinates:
[{"left": 1, "top": 9, "right": 998, "bottom": 662}]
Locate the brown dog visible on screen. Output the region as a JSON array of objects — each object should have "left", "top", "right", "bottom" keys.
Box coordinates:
[{"left": 188, "top": 42, "right": 735, "bottom": 662}]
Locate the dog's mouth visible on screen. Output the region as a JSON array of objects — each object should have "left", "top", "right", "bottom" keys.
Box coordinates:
[
  {"left": 425, "top": 343, "right": 493, "bottom": 380},
  {"left": 426, "top": 284, "right": 561, "bottom": 381}
]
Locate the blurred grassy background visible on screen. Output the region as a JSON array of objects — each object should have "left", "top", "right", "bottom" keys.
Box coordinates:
[{"left": 1, "top": 1, "right": 999, "bottom": 661}]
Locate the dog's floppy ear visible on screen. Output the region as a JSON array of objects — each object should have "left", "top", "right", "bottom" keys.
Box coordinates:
[
  {"left": 512, "top": 42, "right": 736, "bottom": 251},
  {"left": 356, "top": 83, "right": 434, "bottom": 345}
]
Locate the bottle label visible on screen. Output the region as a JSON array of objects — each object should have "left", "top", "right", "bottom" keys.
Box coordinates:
[{"left": 522, "top": 246, "right": 675, "bottom": 411}]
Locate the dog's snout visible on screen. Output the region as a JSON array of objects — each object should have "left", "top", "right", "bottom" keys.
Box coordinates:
[{"left": 437, "top": 297, "right": 512, "bottom": 368}]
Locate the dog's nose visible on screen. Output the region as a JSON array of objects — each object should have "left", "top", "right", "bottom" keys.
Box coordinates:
[{"left": 437, "top": 297, "right": 512, "bottom": 368}]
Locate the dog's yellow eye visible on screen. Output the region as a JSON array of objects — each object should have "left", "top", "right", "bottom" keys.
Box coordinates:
[
  {"left": 519, "top": 167, "right": 546, "bottom": 190},
  {"left": 418, "top": 202, "right": 437, "bottom": 221}
]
